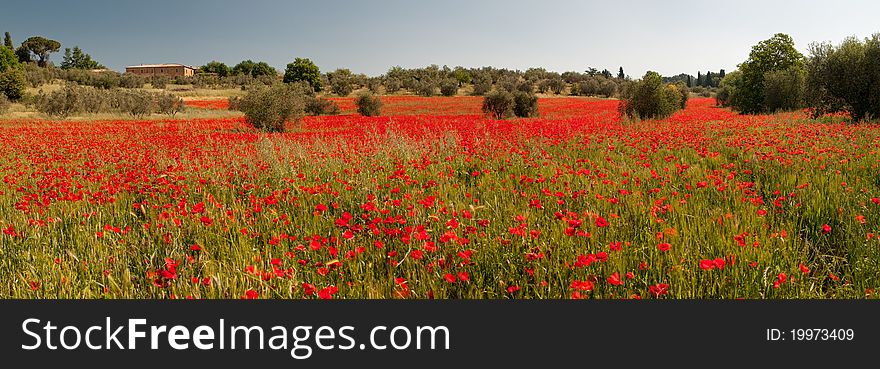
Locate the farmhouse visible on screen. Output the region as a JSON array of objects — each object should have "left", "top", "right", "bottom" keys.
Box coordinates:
[{"left": 125, "top": 63, "right": 195, "bottom": 77}]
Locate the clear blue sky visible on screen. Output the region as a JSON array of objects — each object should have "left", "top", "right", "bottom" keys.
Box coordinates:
[{"left": 1, "top": 0, "right": 878, "bottom": 77}]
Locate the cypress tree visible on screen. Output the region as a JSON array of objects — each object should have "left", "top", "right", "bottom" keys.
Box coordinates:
[{"left": 3, "top": 32, "right": 12, "bottom": 49}]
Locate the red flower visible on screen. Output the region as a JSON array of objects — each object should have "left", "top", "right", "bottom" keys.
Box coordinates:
[
  {"left": 699, "top": 259, "right": 715, "bottom": 270},
  {"left": 713, "top": 257, "right": 725, "bottom": 269},
  {"left": 757, "top": 209, "right": 767, "bottom": 216},
  {"left": 506, "top": 285, "right": 521, "bottom": 294},
  {"left": 821, "top": 224, "right": 831, "bottom": 234},
  {"left": 799, "top": 264, "right": 810, "bottom": 274},
  {"left": 657, "top": 243, "right": 671, "bottom": 252},
  {"left": 443, "top": 273, "right": 456, "bottom": 283},
  {"left": 595, "top": 216, "right": 609, "bottom": 228},
  {"left": 607, "top": 272, "right": 623, "bottom": 286},
  {"left": 649, "top": 283, "right": 669, "bottom": 297},
  {"left": 242, "top": 289, "right": 258, "bottom": 299}
]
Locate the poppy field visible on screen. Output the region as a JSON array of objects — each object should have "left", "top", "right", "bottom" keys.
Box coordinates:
[{"left": 1, "top": 96, "right": 878, "bottom": 299}]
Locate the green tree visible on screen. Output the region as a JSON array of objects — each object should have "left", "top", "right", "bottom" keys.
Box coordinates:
[
  {"left": 19, "top": 36, "right": 61, "bottom": 67},
  {"left": 238, "top": 83, "right": 308, "bottom": 132},
  {"left": 0, "top": 45, "right": 20, "bottom": 72},
  {"left": 200, "top": 61, "right": 230, "bottom": 77},
  {"left": 327, "top": 68, "right": 353, "bottom": 96},
  {"left": 283, "top": 58, "right": 322, "bottom": 91},
  {"left": 60, "top": 46, "right": 103, "bottom": 70},
  {"left": 3, "top": 32, "right": 12, "bottom": 49},
  {"left": 0, "top": 68, "right": 26, "bottom": 100},
  {"left": 619, "top": 71, "right": 684, "bottom": 119},
  {"left": 231, "top": 60, "right": 276, "bottom": 77},
  {"left": 805, "top": 34, "right": 880, "bottom": 122},
  {"left": 618, "top": 67, "right": 625, "bottom": 79},
  {"left": 733, "top": 33, "right": 805, "bottom": 114}
]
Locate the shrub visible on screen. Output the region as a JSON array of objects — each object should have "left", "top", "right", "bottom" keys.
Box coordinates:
[
  {"left": 599, "top": 79, "right": 618, "bottom": 97},
  {"left": 150, "top": 75, "right": 169, "bottom": 89},
  {"left": 472, "top": 79, "right": 491, "bottom": 96},
  {"left": 439, "top": 79, "right": 458, "bottom": 96},
  {"left": 675, "top": 82, "right": 689, "bottom": 109},
  {"left": 618, "top": 71, "right": 683, "bottom": 119},
  {"left": 329, "top": 69, "right": 354, "bottom": 96},
  {"left": 805, "top": 34, "right": 880, "bottom": 122},
  {"left": 305, "top": 96, "right": 340, "bottom": 115},
  {"left": 762, "top": 67, "right": 805, "bottom": 112},
  {"left": 578, "top": 79, "right": 600, "bottom": 96},
  {"left": 730, "top": 33, "right": 805, "bottom": 114},
  {"left": 482, "top": 90, "right": 514, "bottom": 119},
  {"left": 227, "top": 96, "right": 242, "bottom": 111},
  {"left": 0, "top": 94, "right": 9, "bottom": 114},
  {"left": 36, "top": 84, "right": 84, "bottom": 117},
  {"left": 239, "top": 83, "right": 308, "bottom": 132},
  {"left": 416, "top": 81, "right": 436, "bottom": 97},
  {"left": 119, "top": 73, "right": 145, "bottom": 88},
  {"left": 716, "top": 71, "right": 742, "bottom": 107},
  {"left": 116, "top": 90, "right": 154, "bottom": 117},
  {"left": 0, "top": 69, "right": 26, "bottom": 100},
  {"left": 283, "top": 58, "right": 322, "bottom": 92},
  {"left": 24, "top": 63, "right": 51, "bottom": 88},
  {"left": 356, "top": 92, "right": 382, "bottom": 116},
  {"left": 156, "top": 93, "right": 185, "bottom": 116},
  {"left": 366, "top": 77, "right": 382, "bottom": 93},
  {"left": 512, "top": 91, "right": 539, "bottom": 117},
  {"left": 384, "top": 77, "right": 401, "bottom": 94}
]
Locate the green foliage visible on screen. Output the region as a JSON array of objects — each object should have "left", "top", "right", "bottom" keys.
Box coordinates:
[
  {"left": 384, "top": 77, "right": 401, "bottom": 94},
  {"left": 805, "top": 34, "right": 880, "bottom": 122},
  {"left": 763, "top": 67, "right": 805, "bottom": 112},
  {"left": 60, "top": 46, "right": 103, "bottom": 70},
  {"left": 452, "top": 66, "right": 471, "bottom": 85},
  {"left": 0, "top": 68, "right": 26, "bottom": 100},
  {"left": 439, "top": 79, "right": 458, "bottom": 96},
  {"left": 231, "top": 60, "right": 276, "bottom": 78},
  {"left": 732, "top": 33, "right": 805, "bottom": 114},
  {"left": 716, "top": 70, "right": 742, "bottom": 107},
  {"left": 35, "top": 84, "right": 84, "bottom": 117},
  {"left": 239, "top": 83, "right": 308, "bottom": 132},
  {"left": 472, "top": 76, "right": 491, "bottom": 96},
  {"left": 482, "top": 90, "right": 515, "bottom": 119},
  {"left": 0, "top": 93, "right": 9, "bottom": 114},
  {"left": 283, "top": 58, "right": 322, "bottom": 92},
  {"left": 24, "top": 63, "right": 51, "bottom": 87},
  {"left": 19, "top": 36, "right": 61, "bottom": 67},
  {"left": 355, "top": 92, "right": 382, "bottom": 116},
  {"left": 675, "top": 81, "right": 689, "bottom": 109},
  {"left": 156, "top": 93, "right": 185, "bottom": 116},
  {"left": 305, "top": 96, "right": 340, "bottom": 116},
  {"left": 328, "top": 68, "right": 353, "bottom": 96},
  {"left": 619, "top": 71, "right": 684, "bottom": 119},
  {"left": 3, "top": 32, "right": 11, "bottom": 49},
  {"left": 416, "top": 81, "right": 436, "bottom": 97},
  {"left": 200, "top": 61, "right": 230, "bottom": 77},
  {"left": 512, "top": 90, "right": 539, "bottom": 117},
  {"left": 0, "top": 45, "right": 21, "bottom": 72}
]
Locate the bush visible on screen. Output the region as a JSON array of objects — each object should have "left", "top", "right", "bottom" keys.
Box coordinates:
[
  {"left": 119, "top": 73, "right": 145, "bottom": 88},
  {"left": 366, "top": 77, "right": 382, "bottom": 93},
  {"left": 618, "top": 71, "right": 683, "bottom": 119},
  {"left": 239, "top": 83, "right": 308, "bottom": 132},
  {"left": 675, "top": 82, "right": 689, "bottom": 109},
  {"left": 416, "top": 81, "right": 436, "bottom": 97},
  {"left": 0, "top": 94, "right": 9, "bottom": 114},
  {"left": 512, "top": 91, "right": 539, "bottom": 117},
  {"left": 805, "top": 34, "right": 880, "bottom": 122},
  {"left": 356, "top": 93, "right": 382, "bottom": 116},
  {"left": 329, "top": 69, "right": 354, "bottom": 96},
  {"left": 36, "top": 84, "right": 84, "bottom": 117},
  {"left": 150, "top": 75, "right": 169, "bottom": 89},
  {"left": 762, "top": 67, "right": 805, "bottom": 112},
  {"left": 156, "top": 93, "right": 185, "bottom": 116},
  {"left": 228, "top": 96, "right": 242, "bottom": 111},
  {"left": 384, "top": 77, "right": 401, "bottom": 94},
  {"left": 730, "top": 33, "right": 805, "bottom": 114},
  {"left": 305, "top": 96, "right": 340, "bottom": 115},
  {"left": 0, "top": 69, "right": 26, "bottom": 100},
  {"left": 599, "top": 79, "right": 618, "bottom": 97},
  {"left": 115, "top": 90, "right": 154, "bottom": 117},
  {"left": 578, "top": 79, "right": 600, "bottom": 96},
  {"left": 24, "top": 63, "right": 51, "bottom": 88},
  {"left": 482, "top": 90, "right": 515, "bottom": 119},
  {"left": 439, "top": 79, "right": 458, "bottom": 96},
  {"left": 472, "top": 79, "right": 491, "bottom": 96}
]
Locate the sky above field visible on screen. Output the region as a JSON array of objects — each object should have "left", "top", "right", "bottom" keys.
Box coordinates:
[{"left": 1, "top": 0, "right": 878, "bottom": 77}]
